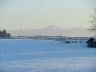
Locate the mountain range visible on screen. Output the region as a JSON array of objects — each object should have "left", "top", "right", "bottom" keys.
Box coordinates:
[{"left": 8, "top": 25, "right": 94, "bottom": 37}]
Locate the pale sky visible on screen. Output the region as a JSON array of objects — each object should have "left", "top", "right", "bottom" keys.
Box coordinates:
[{"left": 0, "top": 0, "right": 92, "bottom": 30}]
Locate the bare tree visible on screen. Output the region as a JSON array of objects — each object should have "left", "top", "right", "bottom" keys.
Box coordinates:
[
  {"left": 90, "top": 8, "right": 96, "bottom": 30},
  {"left": 90, "top": 0, "right": 96, "bottom": 31}
]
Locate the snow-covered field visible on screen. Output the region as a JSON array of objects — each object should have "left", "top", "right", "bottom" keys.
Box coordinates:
[{"left": 0, "top": 39, "right": 96, "bottom": 72}]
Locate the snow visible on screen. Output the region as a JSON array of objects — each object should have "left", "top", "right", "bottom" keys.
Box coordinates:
[{"left": 0, "top": 39, "right": 96, "bottom": 72}]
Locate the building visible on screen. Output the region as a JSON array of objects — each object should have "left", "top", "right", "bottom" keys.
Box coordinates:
[{"left": 87, "top": 35, "right": 96, "bottom": 48}]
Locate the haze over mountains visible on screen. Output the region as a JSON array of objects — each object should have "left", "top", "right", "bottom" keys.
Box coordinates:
[{"left": 8, "top": 25, "right": 94, "bottom": 37}]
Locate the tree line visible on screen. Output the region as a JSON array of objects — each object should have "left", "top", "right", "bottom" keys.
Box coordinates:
[{"left": 0, "top": 29, "right": 11, "bottom": 38}]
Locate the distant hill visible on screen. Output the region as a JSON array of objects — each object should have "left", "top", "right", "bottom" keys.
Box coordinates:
[{"left": 8, "top": 25, "right": 94, "bottom": 37}]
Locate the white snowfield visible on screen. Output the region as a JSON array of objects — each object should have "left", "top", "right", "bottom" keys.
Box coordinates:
[{"left": 0, "top": 39, "right": 96, "bottom": 72}]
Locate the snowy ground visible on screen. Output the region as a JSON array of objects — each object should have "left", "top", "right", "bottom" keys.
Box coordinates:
[{"left": 0, "top": 39, "right": 96, "bottom": 72}]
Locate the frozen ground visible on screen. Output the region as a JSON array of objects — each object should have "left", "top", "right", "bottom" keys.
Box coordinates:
[{"left": 0, "top": 39, "right": 96, "bottom": 72}]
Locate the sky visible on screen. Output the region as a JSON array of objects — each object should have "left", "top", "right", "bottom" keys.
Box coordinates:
[{"left": 0, "top": 0, "right": 93, "bottom": 30}]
